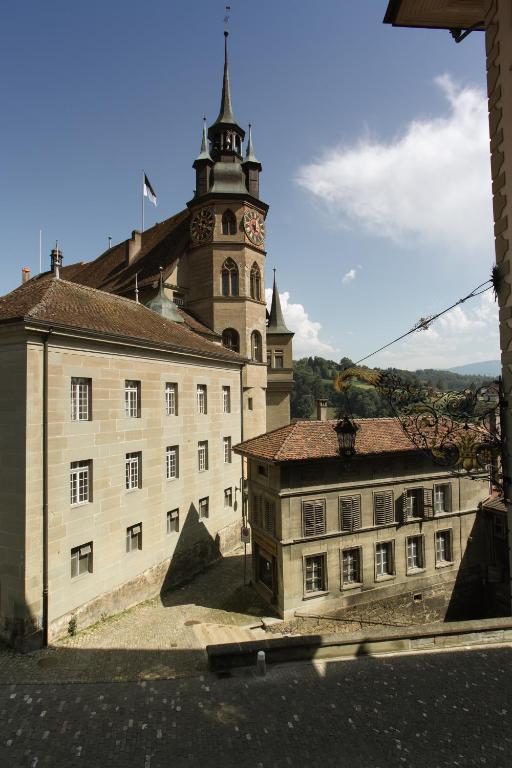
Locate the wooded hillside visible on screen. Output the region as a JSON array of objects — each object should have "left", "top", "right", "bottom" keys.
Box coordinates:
[{"left": 291, "top": 356, "right": 495, "bottom": 420}]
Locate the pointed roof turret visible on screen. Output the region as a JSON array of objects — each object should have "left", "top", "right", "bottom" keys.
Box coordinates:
[
  {"left": 208, "top": 32, "right": 245, "bottom": 144},
  {"left": 244, "top": 124, "right": 260, "bottom": 164},
  {"left": 193, "top": 117, "right": 213, "bottom": 165},
  {"left": 146, "top": 268, "right": 184, "bottom": 323},
  {"left": 267, "top": 269, "right": 293, "bottom": 335}
]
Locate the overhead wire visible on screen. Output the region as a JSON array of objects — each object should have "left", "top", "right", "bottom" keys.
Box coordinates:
[{"left": 352, "top": 279, "right": 493, "bottom": 367}]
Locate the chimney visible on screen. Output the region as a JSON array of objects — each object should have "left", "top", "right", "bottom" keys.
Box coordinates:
[
  {"left": 21, "top": 267, "right": 31, "bottom": 284},
  {"left": 126, "top": 230, "right": 142, "bottom": 265},
  {"left": 316, "top": 398, "right": 328, "bottom": 421},
  {"left": 50, "top": 247, "right": 63, "bottom": 279}
]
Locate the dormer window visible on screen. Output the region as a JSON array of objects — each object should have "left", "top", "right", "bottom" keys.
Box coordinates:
[
  {"left": 222, "top": 210, "right": 237, "bottom": 235},
  {"left": 221, "top": 258, "right": 239, "bottom": 296},
  {"left": 250, "top": 263, "right": 261, "bottom": 300}
]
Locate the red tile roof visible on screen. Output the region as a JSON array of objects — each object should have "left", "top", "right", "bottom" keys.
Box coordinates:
[
  {"left": 0, "top": 275, "right": 244, "bottom": 363},
  {"left": 234, "top": 418, "right": 419, "bottom": 462}
]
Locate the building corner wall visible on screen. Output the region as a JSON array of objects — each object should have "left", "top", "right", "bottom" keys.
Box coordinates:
[{"left": 485, "top": 0, "right": 512, "bottom": 613}]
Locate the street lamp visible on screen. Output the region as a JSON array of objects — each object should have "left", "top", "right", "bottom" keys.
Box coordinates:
[{"left": 336, "top": 416, "right": 359, "bottom": 456}]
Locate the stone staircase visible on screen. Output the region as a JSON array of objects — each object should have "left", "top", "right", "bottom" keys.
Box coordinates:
[{"left": 191, "top": 621, "right": 281, "bottom": 647}]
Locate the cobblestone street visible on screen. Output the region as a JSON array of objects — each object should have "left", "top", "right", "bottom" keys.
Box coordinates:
[
  {"left": 1, "top": 647, "right": 511, "bottom": 768},
  {"left": 0, "top": 550, "right": 274, "bottom": 685}
]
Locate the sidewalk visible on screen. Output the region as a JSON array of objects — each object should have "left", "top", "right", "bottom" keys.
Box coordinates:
[{"left": 0, "top": 549, "right": 276, "bottom": 685}]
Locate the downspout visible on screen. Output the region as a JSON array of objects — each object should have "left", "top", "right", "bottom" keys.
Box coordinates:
[{"left": 42, "top": 329, "right": 51, "bottom": 646}]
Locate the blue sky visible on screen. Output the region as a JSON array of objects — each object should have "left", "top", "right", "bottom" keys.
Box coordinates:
[{"left": 1, "top": 1, "right": 498, "bottom": 369}]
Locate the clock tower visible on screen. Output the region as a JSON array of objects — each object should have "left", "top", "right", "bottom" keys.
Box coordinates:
[{"left": 183, "top": 31, "right": 270, "bottom": 439}]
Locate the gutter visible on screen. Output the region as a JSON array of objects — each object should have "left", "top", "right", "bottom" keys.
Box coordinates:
[{"left": 42, "top": 328, "right": 52, "bottom": 646}]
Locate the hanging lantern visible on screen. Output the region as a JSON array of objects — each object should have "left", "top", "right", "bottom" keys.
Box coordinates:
[{"left": 336, "top": 416, "right": 359, "bottom": 456}]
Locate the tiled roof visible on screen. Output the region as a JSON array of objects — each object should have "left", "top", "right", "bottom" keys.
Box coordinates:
[
  {"left": 233, "top": 418, "right": 419, "bottom": 462},
  {"left": 0, "top": 275, "right": 244, "bottom": 363},
  {"left": 482, "top": 495, "right": 506, "bottom": 514},
  {"left": 61, "top": 210, "right": 190, "bottom": 295}
]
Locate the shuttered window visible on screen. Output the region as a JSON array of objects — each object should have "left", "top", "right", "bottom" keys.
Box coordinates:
[
  {"left": 403, "top": 488, "right": 424, "bottom": 520},
  {"left": 339, "top": 495, "right": 362, "bottom": 532},
  {"left": 264, "top": 499, "right": 276, "bottom": 537},
  {"left": 373, "top": 491, "right": 394, "bottom": 526},
  {"left": 302, "top": 500, "right": 326, "bottom": 537}
]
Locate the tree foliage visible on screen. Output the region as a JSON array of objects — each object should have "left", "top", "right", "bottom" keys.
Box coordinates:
[{"left": 291, "top": 357, "right": 493, "bottom": 420}]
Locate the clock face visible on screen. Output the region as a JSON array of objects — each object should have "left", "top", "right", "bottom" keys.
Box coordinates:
[
  {"left": 243, "top": 210, "right": 265, "bottom": 246},
  {"left": 190, "top": 207, "right": 215, "bottom": 243}
]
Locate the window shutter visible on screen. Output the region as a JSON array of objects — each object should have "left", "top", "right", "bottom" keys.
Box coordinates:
[
  {"left": 402, "top": 492, "right": 409, "bottom": 522},
  {"left": 314, "top": 501, "right": 326, "bottom": 535},
  {"left": 340, "top": 497, "right": 353, "bottom": 531},
  {"left": 352, "top": 496, "right": 361, "bottom": 530},
  {"left": 423, "top": 488, "right": 433, "bottom": 518},
  {"left": 446, "top": 484, "right": 452, "bottom": 513},
  {"left": 303, "top": 502, "right": 315, "bottom": 536},
  {"left": 375, "top": 492, "right": 393, "bottom": 525}
]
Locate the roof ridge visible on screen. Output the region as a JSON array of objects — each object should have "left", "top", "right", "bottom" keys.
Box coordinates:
[
  {"left": 275, "top": 421, "right": 301, "bottom": 461},
  {"left": 26, "top": 278, "right": 59, "bottom": 319}
]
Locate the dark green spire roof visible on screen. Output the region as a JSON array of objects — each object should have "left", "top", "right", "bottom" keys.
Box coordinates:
[
  {"left": 215, "top": 31, "right": 236, "bottom": 125},
  {"left": 267, "top": 270, "right": 293, "bottom": 335},
  {"left": 146, "top": 270, "right": 184, "bottom": 323},
  {"left": 194, "top": 117, "right": 213, "bottom": 164},
  {"left": 244, "top": 123, "right": 260, "bottom": 164}
]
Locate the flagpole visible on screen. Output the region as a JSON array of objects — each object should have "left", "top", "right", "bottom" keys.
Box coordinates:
[
  {"left": 39, "top": 229, "right": 42, "bottom": 274},
  {"left": 141, "top": 169, "right": 144, "bottom": 233}
]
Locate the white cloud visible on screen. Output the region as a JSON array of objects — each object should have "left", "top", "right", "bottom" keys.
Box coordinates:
[
  {"left": 342, "top": 268, "right": 357, "bottom": 284},
  {"left": 372, "top": 290, "right": 499, "bottom": 369},
  {"left": 296, "top": 75, "right": 493, "bottom": 257},
  {"left": 265, "top": 288, "right": 338, "bottom": 358}
]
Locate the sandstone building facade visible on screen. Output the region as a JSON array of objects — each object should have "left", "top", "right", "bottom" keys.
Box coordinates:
[
  {"left": 0, "top": 33, "right": 293, "bottom": 647},
  {"left": 235, "top": 416, "right": 490, "bottom": 618}
]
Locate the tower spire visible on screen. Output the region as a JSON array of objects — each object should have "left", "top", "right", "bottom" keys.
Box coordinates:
[
  {"left": 267, "top": 270, "right": 292, "bottom": 335},
  {"left": 245, "top": 123, "right": 259, "bottom": 163},
  {"left": 194, "top": 116, "right": 212, "bottom": 163},
  {"left": 215, "top": 31, "right": 237, "bottom": 125}
]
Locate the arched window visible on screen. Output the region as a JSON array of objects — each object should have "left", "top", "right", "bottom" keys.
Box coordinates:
[
  {"left": 222, "top": 210, "right": 237, "bottom": 235},
  {"left": 222, "top": 328, "right": 240, "bottom": 353},
  {"left": 251, "top": 331, "right": 262, "bottom": 362},
  {"left": 221, "top": 258, "right": 239, "bottom": 296},
  {"left": 250, "top": 263, "right": 261, "bottom": 300}
]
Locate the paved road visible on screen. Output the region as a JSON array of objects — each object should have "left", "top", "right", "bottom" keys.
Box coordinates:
[{"left": 1, "top": 646, "right": 511, "bottom": 768}]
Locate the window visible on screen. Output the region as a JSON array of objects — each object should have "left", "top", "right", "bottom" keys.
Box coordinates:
[
  {"left": 264, "top": 499, "right": 276, "bottom": 536},
  {"left": 257, "top": 464, "right": 268, "bottom": 477},
  {"left": 222, "top": 328, "right": 240, "bottom": 353},
  {"left": 70, "top": 460, "right": 91, "bottom": 505},
  {"left": 258, "top": 551, "right": 273, "bottom": 591},
  {"left": 434, "top": 484, "right": 451, "bottom": 514},
  {"left": 494, "top": 514, "right": 506, "bottom": 539},
  {"left": 407, "top": 536, "right": 424, "bottom": 571},
  {"left": 375, "top": 542, "right": 394, "bottom": 578},
  {"left": 222, "top": 386, "right": 231, "bottom": 413},
  {"left": 403, "top": 488, "right": 424, "bottom": 520},
  {"left": 248, "top": 397, "right": 253, "bottom": 411},
  {"left": 342, "top": 548, "right": 361, "bottom": 586},
  {"left": 197, "top": 384, "right": 207, "bottom": 414},
  {"left": 125, "top": 380, "right": 140, "bottom": 418},
  {"left": 222, "top": 209, "right": 237, "bottom": 235},
  {"left": 302, "top": 499, "right": 326, "bottom": 537},
  {"left": 304, "top": 554, "right": 326, "bottom": 594},
  {"left": 435, "top": 530, "right": 452, "bottom": 565},
  {"left": 266, "top": 352, "right": 271, "bottom": 367},
  {"left": 167, "top": 509, "right": 179, "bottom": 534},
  {"left": 374, "top": 491, "right": 394, "bottom": 526},
  {"left": 224, "top": 487, "right": 233, "bottom": 508},
  {"left": 223, "top": 436, "right": 232, "bottom": 464},
  {"left": 273, "top": 350, "right": 284, "bottom": 369},
  {"left": 125, "top": 452, "right": 141, "bottom": 490},
  {"left": 126, "top": 523, "right": 142, "bottom": 552},
  {"left": 199, "top": 497, "right": 209, "bottom": 519},
  {"left": 198, "top": 441, "right": 209, "bottom": 472},
  {"left": 71, "top": 543, "right": 93, "bottom": 578},
  {"left": 165, "top": 383, "right": 177, "bottom": 416},
  {"left": 221, "top": 258, "right": 239, "bottom": 296},
  {"left": 166, "top": 446, "right": 179, "bottom": 480},
  {"left": 71, "top": 377, "right": 91, "bottom": 421},
  {"left": 339, "top": 495, "right": 361, "bottom": 532},
  {"left": 252, "top": 494, "right": 262, "bottom": 527},
  {"left": 251, "top": 330, "right": 262, "bottom": 362},
  {"left": 250, "top": 263, "right": 261, "bottom": 300}
]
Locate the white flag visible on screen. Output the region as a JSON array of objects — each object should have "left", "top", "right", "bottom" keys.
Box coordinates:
[{"left": 143, "top": 173, "right": 157, "bottom": 206}]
